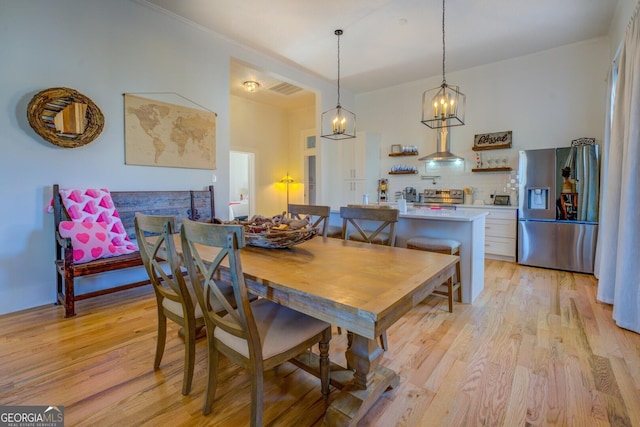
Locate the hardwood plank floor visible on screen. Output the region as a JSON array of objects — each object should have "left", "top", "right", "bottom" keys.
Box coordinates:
[{"left": 1, "top": 260, "right": 639, "bottom": 426}]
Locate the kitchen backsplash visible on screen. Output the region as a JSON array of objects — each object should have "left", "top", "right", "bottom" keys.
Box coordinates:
[{"left": 380, "top": 158, "right": 519, "bottom": 206}]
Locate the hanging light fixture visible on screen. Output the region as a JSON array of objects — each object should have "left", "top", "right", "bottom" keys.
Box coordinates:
[
  {"left": 421, "top": 0, "right": 466, "bottom": 129},
  {"left": 321, "top": 29, "right": 356, "bottom": 140}
]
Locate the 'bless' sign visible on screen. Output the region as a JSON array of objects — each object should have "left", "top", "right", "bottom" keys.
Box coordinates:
[{"left": 473, "top": 130, "right": 512, "bottom": 150}]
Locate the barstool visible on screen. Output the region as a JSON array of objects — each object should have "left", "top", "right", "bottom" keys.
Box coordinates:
[{"left": 406, "top": 237, "right": 462, "bottom": 313}]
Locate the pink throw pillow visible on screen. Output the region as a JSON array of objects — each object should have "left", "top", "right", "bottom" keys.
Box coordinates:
[
  {"left": 58, "top": 188, "right": 138, "bottom": 255},
  {"left": 58, "top": 221, "right": 135, "bottom": 264}
]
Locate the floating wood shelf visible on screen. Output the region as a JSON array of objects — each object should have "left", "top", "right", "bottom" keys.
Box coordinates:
[
  {"left": 388, "top": 152, "right": 419, "bottom": 157},
  {"left": 388, "top": 171, "right": 419, "bottom": 175},
  {"left": 472, "top": 167, "right": 512, "bottom": 172},
  {"left": 472, "top": 145, "right": 511, "bottom": 151}
]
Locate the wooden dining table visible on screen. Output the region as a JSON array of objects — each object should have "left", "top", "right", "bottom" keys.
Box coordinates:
[{"left": 171, "top": 234, "right": 459, "bottom": 426}]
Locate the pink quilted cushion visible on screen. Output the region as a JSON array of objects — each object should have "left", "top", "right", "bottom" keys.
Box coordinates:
[
  {"left": 58, "top": 221, "right": 135, "bottom": 264},
  {"left": 59, "top": 188, "right": 138, "bottom": 257}
]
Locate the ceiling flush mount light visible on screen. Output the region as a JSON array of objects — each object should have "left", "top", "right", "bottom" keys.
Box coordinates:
[
  {"left": 321, "top": 29, "right": 356, "bottom": 140},
  {"left": 243, "top": 81, "right": 260, "bottom": 93},
  {"left": 421, "top": 0, "right": 466, "bottom": 129}
]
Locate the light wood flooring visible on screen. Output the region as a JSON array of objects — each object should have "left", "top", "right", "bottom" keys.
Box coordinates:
[{"left": 1, "top": 260, "right": 639, "bottom": 426}]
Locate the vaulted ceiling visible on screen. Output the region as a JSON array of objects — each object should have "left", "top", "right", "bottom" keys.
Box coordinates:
[{"left": 141, "top": 0, "right": 618, "bottom": 108}]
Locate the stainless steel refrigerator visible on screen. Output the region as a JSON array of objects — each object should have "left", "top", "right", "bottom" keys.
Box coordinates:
[{"left": 517, "top": 146, "right": 599, "bottom": 273}]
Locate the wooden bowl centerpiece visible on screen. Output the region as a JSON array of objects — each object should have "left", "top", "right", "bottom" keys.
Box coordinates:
[{"left": 226, "top": 213, "right": 319, "bottom": 249}]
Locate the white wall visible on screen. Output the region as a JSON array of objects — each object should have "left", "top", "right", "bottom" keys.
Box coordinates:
[
  {"left": 0, "top": 0, "right": 341, "bottom": 315},
  {"left": 355, "top": 37, "right": 610, "bottom": 204},
  {"left": 0, "top": 0, "right": 226, "bottom": 314},
  {"left": 610, "top": 0, "right": 639, "bottom": 58}
]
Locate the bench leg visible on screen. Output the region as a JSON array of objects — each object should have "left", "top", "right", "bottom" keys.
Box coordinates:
[
  {"left": 62, "top": 254, "right": 76, "bottom": 317},
  {"left": 64, "top": 277, "right": 76, "bottom": 318},
  {"left": 56, "top": 264, "right": 63, "bottom": 305},
  {"left": 55, "top": 275, "right": 76, "bottom": 317}
]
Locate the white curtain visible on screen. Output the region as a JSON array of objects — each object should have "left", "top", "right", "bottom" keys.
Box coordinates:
[{"left": 596, "top": 7, "right": 640, "bottom": 334}]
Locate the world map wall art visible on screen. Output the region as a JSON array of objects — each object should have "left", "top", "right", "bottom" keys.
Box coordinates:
[{"left": 124, "top": 93, "right": 216, "bottom": 170}]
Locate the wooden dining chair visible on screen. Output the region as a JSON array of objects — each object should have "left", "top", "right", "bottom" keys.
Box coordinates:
[
  {"left": 338, "top": 206, "right": 399, "bottom": 350},
  {"left": 180, "top": 219, "right": 331, "bottom": 425},
  {"left": 340, "top": 206, "right": 399, "bottom": 246},
  {"left": 287, "top": 203, "right": 330, "bottom": 237},
  {"left": 134, "top": 213, "right": 208, "bottom": 396},
  {"left": 407, "top": 237, "right": 462, "bottom": 313}
]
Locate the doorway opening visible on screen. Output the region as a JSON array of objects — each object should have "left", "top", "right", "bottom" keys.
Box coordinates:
[
  {"left": 302, "top": 131, "right": 318, "bottom": 205},
  {"left": 305, "top": 155, "right": 317, "bottom": 204},
  {"left": 229, "top": 151, "right": 254, "bottom": 220}
]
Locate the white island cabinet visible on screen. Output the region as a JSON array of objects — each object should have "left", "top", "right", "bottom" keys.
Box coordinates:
[{"left": 328, "top": 208, "right": 487, "bottom": 304}]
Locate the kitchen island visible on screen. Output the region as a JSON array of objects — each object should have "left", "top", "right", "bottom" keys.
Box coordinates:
[{"left": 328, "top": 207, "right": 487, "bottom": 303}]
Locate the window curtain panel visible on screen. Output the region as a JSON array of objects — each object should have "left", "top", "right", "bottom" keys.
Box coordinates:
[{"left": 596, "top": 7, "right": 640, "bottom": 334}]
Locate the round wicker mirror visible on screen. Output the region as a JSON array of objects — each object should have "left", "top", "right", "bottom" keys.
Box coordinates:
[{"left": 27, "top": 87, "right": 104, "bottom": 148}]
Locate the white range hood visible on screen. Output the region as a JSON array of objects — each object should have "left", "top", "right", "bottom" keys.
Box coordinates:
[{"left": 418, "top": 127, "right": 463, "bottom": 162}]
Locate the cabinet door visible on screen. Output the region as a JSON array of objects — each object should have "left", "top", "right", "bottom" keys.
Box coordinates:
[
  {"left": 352, "top": 136, "right": 367, "bottom": 179},
  {"left": 342, "top": 140, "right": 365, "bottom": 179},
  {"left": 338, "top": 132, "right": 381, "bottom": 206},
  {"left": 342, "top": 181, "right": 365, "bottom": 205},
  {"left": 485, "top": 236, "right": 517, "bottom": 257},
  {"left": 486, "top": 218, "right": 517, "bottom": 238},
  {"left": 340, "top": 133, "right": 380, "bottom": 180},
  {"left": 486, "top": 209, "right": 517, "bottom": 221}
]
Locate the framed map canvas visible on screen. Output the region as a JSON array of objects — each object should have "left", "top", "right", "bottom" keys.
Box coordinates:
[{"left": 124, "top": 94, "right": 216, "bottom": 169}]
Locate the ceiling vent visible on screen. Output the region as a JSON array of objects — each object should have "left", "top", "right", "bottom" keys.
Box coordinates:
[{"left": 269, "top": 82, "right": 303, "bottom": 96}]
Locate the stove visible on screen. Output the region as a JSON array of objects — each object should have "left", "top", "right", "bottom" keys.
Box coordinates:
[{"left": 421, "top": 188, "right": 464, "bottom": 204}]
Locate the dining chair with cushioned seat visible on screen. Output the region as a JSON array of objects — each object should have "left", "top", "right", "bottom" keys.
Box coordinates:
[
  {"left": 406, "top": 236, "right": 462, "bottom": 313},
  {"left": 340, "top": 206, "right": 399, "bottom": 246},
  {"left": 338, "top": 206, "right": 399, "bottom": 350},
  {"left": 180, "top": 219, "right": 331, "bottom": 425},
  {"left": 135, "top": 213, "right": 210, "bottom": 396},
  {"left": 287, "top": 203, "right": 331, "bottom": 237}
]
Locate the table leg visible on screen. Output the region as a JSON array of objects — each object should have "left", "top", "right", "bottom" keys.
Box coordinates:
[
  {"left": 323, "top": 333, "right": 399, "bottom": 426},
  {"left": 346, "top": 333, "right": 382, "bottom": 389}
]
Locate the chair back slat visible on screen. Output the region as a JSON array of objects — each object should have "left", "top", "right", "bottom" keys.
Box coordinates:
[
  {"left": 339, "top": 206, "right": 399, "bottom": 246},
  {"left": 288, "top": 204, "right": 330, "bottom": 237}
]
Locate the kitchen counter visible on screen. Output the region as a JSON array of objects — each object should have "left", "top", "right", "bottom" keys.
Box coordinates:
[
  {"left": 400, "top": 207, "right": 487, "bottom": 221},
  {"left": 328, "top": 208, "right": 487, "bottom": 303},
  {"left": 384, "top": 202, "right": 517, "bottom": 211},
  {"left": 457, "top": 203, "right": 518, "bottom": 210}
]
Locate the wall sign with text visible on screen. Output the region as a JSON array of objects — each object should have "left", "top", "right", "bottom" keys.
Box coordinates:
[{"left": 472, "top": 130, "right": 512, "bottom": 151}]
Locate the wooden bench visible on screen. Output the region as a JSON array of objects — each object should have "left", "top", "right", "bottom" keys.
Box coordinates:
[{"left": 53, "top": 184, "right": 216, "bottom": 317}]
